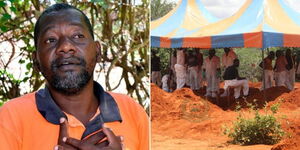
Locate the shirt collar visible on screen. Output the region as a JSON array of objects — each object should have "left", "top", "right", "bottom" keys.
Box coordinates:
[{"left": 35, "top": 81, "right": 122, "bottom": 138}]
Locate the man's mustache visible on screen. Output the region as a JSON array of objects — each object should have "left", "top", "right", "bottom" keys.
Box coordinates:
[{"left": 51, "top": 57, "right": 86, "bottom": 69}]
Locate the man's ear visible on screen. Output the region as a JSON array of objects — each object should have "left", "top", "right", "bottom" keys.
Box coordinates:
[
  {"left": 32, "top": 51, "right": 40, "bottom": 72},
  {"left": 95, "top": 41, "right": 101, "bottom": 63}
]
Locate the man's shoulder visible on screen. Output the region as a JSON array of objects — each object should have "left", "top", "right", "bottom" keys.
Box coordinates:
[
  {"left": 0, "top": 92, "right": 37, "bottom": 120},
  {"left": 1, "top": 92, "right": 36, "bottom": 109}
]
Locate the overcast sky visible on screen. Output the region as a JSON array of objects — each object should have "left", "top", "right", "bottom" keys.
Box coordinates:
[{"left": 166, "top": 0, "right": 300, "bottom": 19}]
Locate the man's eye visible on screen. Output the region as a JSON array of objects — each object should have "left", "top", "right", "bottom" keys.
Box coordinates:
[
  {"left": 45, "top": 38, "right": 56, "bottom": 44},
  {"left": 73, "top": 34, "right": 84, "bottom": 39}
]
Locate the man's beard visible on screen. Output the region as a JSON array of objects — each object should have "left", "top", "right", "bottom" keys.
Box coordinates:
[{"left": 47, "top": 57, "right": 92, "bottom": 95}]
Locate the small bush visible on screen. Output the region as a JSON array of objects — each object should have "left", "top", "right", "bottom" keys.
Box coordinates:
[{"left": 224, "top": 102, "right": 285, "bottom": 145}]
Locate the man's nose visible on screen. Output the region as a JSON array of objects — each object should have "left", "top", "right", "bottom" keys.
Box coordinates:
[{"left": 56, "top": 37, "right": 76, "bottom": 55}]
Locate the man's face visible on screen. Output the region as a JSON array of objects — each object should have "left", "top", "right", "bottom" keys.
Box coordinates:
[
  {"left": 209, "top": 49, "right": 215, "bottom": 57},
  {"left": 224, "top": 48, "right": 230, "bottom": 54},
  {"left": 34, "top": 9, "right": 100, "bottom": 95},
  {"left": 234, "top": 60, "right": 239, "bottom": 67},
  {"left": 269, "top": 52, "right": 275, "bottom": 60}
]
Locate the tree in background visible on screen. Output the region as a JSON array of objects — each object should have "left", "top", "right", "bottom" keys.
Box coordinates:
[
  {"left": 0, "top": 0, "right": 149, "bottom": 110},
  {"left": 154, "top": 47, "right": 300, "bottom": 83},
  {"left": 151, "top": 0, "right": 175, "bottom": 21}
]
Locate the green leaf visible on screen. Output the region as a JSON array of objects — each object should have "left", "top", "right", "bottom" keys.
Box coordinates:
[
  {"left": 0, "top": 26, "right": 8, "bottom": 32},
  {"left": 10, "top": 6, "right": 17, "bottom": 12},
  {"left": 9, "top": 0, "right": 17, "bottom": 3},
  {"left": 18, "top": 59, "right": 25, "bottom": 64},
  {"left": 1, "top": 13, "right": 11, "bottom": 22},
  {"left": 91, "top": 0, "right": 103, "bottom": 2},
  {"left": 26, "top": 62, "right": 32, "bottom": 70},
  {"left": 23, "top": 77, "right": 29, "bottom": 82},
  {"left": 0, "top": 1, "right": 6, "bottom": 7}
]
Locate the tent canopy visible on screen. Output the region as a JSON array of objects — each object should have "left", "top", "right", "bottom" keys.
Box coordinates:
[
  {"left": 151, "top": 0, "right": 300, "bottom": 49},
  {"left": 151, "top": 0, "right": 220, "bottom": 47}
]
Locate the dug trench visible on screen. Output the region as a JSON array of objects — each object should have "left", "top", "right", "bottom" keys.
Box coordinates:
[{"left": 151, "top": 83, "right": 300, "bottom": 150}]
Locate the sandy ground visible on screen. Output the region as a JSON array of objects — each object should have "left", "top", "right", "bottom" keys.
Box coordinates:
[
  {"left": 152, "top": 134, "right": 273, "bottom": 150},
  {"left": 151, "top": 82, "right": 300, "bottom": 150}
]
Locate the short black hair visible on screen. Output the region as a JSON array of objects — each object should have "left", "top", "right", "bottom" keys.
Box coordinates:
[
  {"left": 224, "top": 47, "right": 230, "bottom": 51},
  {"left": 34, "top": 3, "right": 94, "bottom": 49}
]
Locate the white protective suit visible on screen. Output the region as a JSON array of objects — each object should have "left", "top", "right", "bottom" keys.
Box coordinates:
[
  {"left": 286, "top": 68, "right": 295, "bottom": 90},
  {"left": 221, "top": 79, "right": 249, "bottom": 99},
  {"left": 188, "top": 66, "right": 199, "bottom": 90},
  {"left": 203, "top": 56, "right": 220, "bottom": 97},
  {"left": 175, "top": 64, "right": 186, "bottom": 89},
  {"left": 161, "top": 74, "right": 169, "bottom": 92}
]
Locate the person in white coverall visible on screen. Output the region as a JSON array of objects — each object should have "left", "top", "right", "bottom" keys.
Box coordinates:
[
  {"left": 203, "top": 49, "right": 220, "bottom": 98},
  {"left": 195, "top": 49, "right": 204, "bottom": 88},
  {"left": 285, "top": 49, "right": 295, "bottom": 91},
  {"left": 222, "top": 48, "right": 237, "bottom": 69},
  {"left": 220, "top": 59, "right": 249, "bottom": 99},
  {"left": 274, "top": 50, "right": 288, "bottom": 87},
  {"left": 161, "top": 73, "right": 170, "bottom": 92},
  {"left": 260, "top": 51, "right": 275, "bottom": 90},
  {"left": 187, "top": 51, "right": 200, "bottom": 90},
  {"left": 175, "top": 49, "right": 186, "bottom": 89}
]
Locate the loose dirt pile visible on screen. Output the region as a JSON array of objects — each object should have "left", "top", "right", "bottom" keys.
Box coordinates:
[
  {"left": 151, "top": 83, "right": 223, "bottom": 122},
  {"left": 270, "top": 88, "right": 300, "bottom": 150},
  {"left": 151, "top": 82, "right": 300, "bottom": 150},
  {"left": 271, "top": 118, "right": 300, "bottom": 150},
  {"left": 269, "top": 88, "right": 300, "bottom": 110},
  {"left": 151, "top": 83, "right": 233, "bottom": 140},
  {"left": 229, "top": 86, "right": 290, "bottom": 109}
]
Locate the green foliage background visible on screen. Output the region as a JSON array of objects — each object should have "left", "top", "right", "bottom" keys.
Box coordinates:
[
  {"left": 155, "top": 47, "right": 300, "bottom": 80},
  {"left": 150, "top": 0, "right": 175, "bottom": 21},
  {"left": 150, "top": 0, "right": 300, "bottom": 80},
  {"left": 0, "top": 0, "right": 149, "bottom": 109}
]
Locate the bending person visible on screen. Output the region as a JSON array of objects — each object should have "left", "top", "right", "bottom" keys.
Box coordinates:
[{"left": 221, "top": 59, "right": 249, "bottom": 99}]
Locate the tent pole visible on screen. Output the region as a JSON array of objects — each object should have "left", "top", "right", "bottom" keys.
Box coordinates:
[
  {"left": 262, "top": 49, "right": 266, "bottom": 101},
  {"left": 168, "top": 48, "right": 173, "bottom": 91}
]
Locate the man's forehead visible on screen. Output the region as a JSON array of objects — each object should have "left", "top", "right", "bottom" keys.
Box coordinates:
[{"left": 39, "top": 9, "right": 87, "bottom": 31}]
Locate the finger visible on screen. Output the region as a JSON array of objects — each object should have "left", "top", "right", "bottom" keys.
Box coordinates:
[
  {"left": 118, "top": 136, "right": 124, "bottom": 143},
  {"left": 64, "top": 137, "right": 83, "bottom": 148},
  {"left": 96, "top": 139, "right": 109, "bottom": 148},
  {"left": 58, "top": 117, "right": 69, "bottom": 145},
  {"left": 118, "top": 136, "right": 125, "bottom": 150},
  {"left": 102, "top": 125, "right": 118, "bottom": 144},
  {"left": 54, "top": 144, "right": 77, "bottom": 150},
  {"left": 102, "top": 125, "right": 122, "bottom": 149},
  {"left": 83, "top": 130, "right": 107, "bottom": 144},
  {"left": 54, "top": 145, "right": 63, "bottom": 150}
]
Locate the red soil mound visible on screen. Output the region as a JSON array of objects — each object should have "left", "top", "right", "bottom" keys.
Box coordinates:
[
  {"left": 151, "top": 83, "right": 234, "bottom": 140},
  {"left": 271, "top": 118, "right": 300, "bottom": 150},
  {"left": 233, "top": 86, "right": 291, "bottom": 109},
  {"left": 269, "top": 88, "right": 300, "bottom": 110},
  {"left": 270, "top": 88, "right": 300, "bottom": 150},
  {"left": 152, "top": 82, "right": 300, "bottom": 149},
  {"left": 151, "top": 83, "right": 223, "bottom": 122}
]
